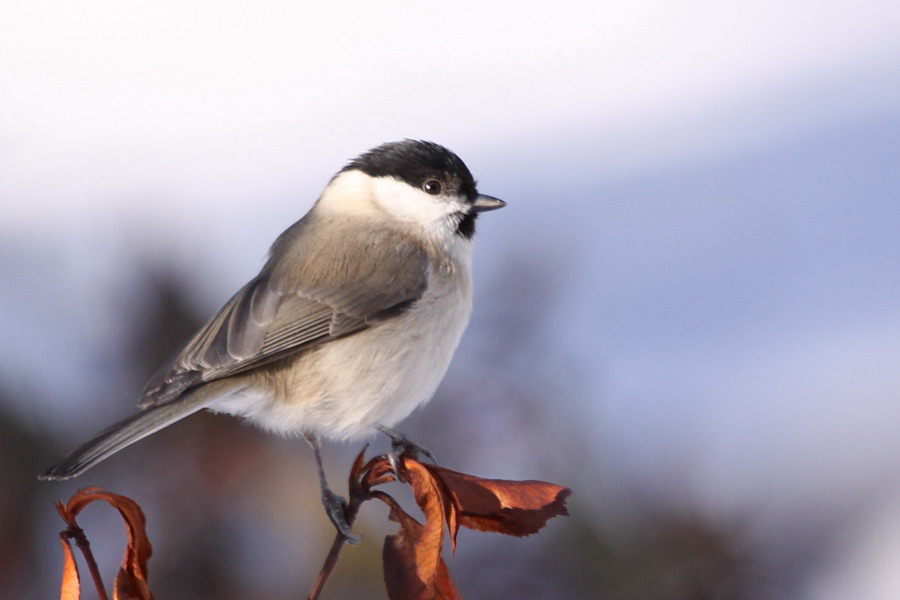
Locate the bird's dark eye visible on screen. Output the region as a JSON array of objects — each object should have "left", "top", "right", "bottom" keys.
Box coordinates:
[{"left": 423, "top": 180, "right": 442, "bottom": 195}]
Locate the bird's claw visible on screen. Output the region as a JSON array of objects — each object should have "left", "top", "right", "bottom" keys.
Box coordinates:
[
  {"left": 321, "top": 489, "right": 362, "bottom": 545},
  {"left": 379, "top": 426, "right": 436, "bottom": 483}
]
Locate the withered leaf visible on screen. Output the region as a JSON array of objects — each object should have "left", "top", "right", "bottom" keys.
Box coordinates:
[
  {"left": 402, "top": 460, "right": 450, "bottom": 584},
  {"left": 419, "top": 462, "right": 571, "bottom": 548},
  {"left": 310, "top": 447, "right": 571, "bottom": 600},
  {"left": 57, "top": 487, "right": 156, "bottom": 600},
  {"left": 380, "top": 493, "right": 462, "bottom": 600},
  {"left": 58, "top": 535, "right": 81, "bottom": 600}
]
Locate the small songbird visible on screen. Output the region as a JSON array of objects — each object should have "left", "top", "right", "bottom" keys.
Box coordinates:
[{"left": 40, "top": 139, "right": 506, "bottom": 541}]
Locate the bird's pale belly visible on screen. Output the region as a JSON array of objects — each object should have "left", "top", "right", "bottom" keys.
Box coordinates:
[{"left": 212, "top": 274, "right": 473, "bottom": 441}]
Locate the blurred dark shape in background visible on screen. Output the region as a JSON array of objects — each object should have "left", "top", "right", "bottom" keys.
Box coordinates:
[
  {"left": 2, "top": 256, "right": 768, "bottom": 599},
  {"left": 0, "top": 392, "right": 48, "bottom": 596}
]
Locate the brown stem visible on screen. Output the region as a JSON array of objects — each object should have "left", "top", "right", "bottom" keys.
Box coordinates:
[
  {"left": 67, "top": 524, "right": 110, "bottom": 600},
  {"left": 306, "top": 449, "right": 399, "bottom": 600},
  {"left": 306, "top": 489, "right": 365, "bottom": 600}
]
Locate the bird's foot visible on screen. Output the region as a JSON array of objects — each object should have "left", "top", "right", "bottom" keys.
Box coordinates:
[
  {"left": 321, "top": 488, "right": 362, "bottom": 545},
  {"left": 378, "top": 426, "right": 436, "bottom": 482}
]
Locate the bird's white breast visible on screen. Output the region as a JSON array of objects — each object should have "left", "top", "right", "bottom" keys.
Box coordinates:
[{"left": 218, "top": 237, "right": 475, "bottom": 441}]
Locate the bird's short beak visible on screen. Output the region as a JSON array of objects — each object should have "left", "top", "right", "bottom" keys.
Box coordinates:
[{"left": 472, "top": 194, "right": 507, "bottom": 213}]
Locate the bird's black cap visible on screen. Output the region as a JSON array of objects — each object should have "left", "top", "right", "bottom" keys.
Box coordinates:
[{"left": 343, "top": 139, "right": 479, "bottom": 201}]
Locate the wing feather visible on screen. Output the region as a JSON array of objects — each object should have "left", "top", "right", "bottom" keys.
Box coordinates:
[{"left": 138, "top": 220, "right": 430, "bottom": 408}]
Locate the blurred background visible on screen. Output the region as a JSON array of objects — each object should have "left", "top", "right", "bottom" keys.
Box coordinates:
[{"left": 3, "top": 1, "right": 900, "bottom": 598}]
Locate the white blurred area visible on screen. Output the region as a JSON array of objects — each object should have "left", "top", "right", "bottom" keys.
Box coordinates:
[{"left": 3, "top": 1, "right": 900, "bottom": 597}]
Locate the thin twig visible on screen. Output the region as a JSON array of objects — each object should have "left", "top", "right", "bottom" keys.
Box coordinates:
[
  {"left": 306, "top": 529, "right": 348, "bottom": 599},
  {"left": 306, "top": 449, "right": 398, "bottom": 600},
  {"left": 67, "top": 524, "right": 110, "bottom": 600},
  {"left": 306, "top": 487, "right": 364, "bottom": 600}
]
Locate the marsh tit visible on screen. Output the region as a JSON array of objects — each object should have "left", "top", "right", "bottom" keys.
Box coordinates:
[{"left": 41, "top": 139, "right": 505, "bottom": 541}]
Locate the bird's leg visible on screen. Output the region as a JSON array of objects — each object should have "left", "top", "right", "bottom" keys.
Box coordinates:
[
  {"left": 377, "top": 426, "right": 436, "bottom": 481},
  {"left": 303, "top": 433, "right": 361, "bottom": 545}
]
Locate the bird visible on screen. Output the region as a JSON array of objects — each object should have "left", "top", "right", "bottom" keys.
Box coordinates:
[{"left": 40, "top": 139, "right": 506, "bottom": 541}]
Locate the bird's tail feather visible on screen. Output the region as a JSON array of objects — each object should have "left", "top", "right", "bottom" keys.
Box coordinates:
[{"left": 40, "top": 380, "right": 243, "bottom": 480}]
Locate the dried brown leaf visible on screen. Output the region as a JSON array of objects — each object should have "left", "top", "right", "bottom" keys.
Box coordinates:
[
  {"left": 380, "top": 494, "right": 461, "bottom": 600},
  {"left": 348, "top": 444, "right": 370, "bottom": 486},
  {"left": 58, "top": 535, "right": 81, "bottom": 600},
  {"left": 403, "top": 460, "right": 450, "bottom": 584},
  {"left": 60, "top": 487, "right": 155, "bottom": 600},
  {"left": 420, "top": 463, "right": 571, "bottom": 545},
  {"left": 315, "top": 447, "right": 571, "bottom": 600}
]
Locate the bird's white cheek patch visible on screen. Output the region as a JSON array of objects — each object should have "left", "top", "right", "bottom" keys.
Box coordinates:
[{"left": 371, "top": 177, "right": 461, "bottom": 224}]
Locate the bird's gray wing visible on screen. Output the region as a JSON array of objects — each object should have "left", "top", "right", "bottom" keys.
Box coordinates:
[{"left": 138, "top": 220, "right": 430, "bottom": 408}]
